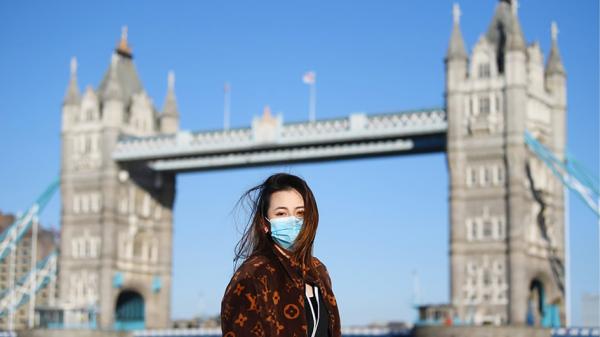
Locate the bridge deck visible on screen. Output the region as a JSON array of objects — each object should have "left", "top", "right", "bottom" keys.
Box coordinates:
[{"left": 113, "top": 108, "right": 447, "bottom": 173}]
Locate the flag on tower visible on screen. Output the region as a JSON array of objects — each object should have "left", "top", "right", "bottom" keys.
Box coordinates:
[
  {"left": 303, "top": 71, "right": 316, "bottom": 85},
  {"left": 302, "top": 71, "right": 317, "bottom": 122}
]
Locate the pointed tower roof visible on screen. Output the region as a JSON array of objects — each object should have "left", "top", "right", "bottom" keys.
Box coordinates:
[
  {"left": 506, "top": 1, "right": 526, "bottom": 52},
  {"left": 486, "top": 0, "right": 525, "bottom": 51},
  {"left": 63, "top": 57, "right": 81, "bottom": 105},
  {"left": 97, "top": 26, "right": 144, "bottom": 103},
  {"left": 100, "top": 54, "right": 124, "bottom": 101},
  {"left": 485, "top": 0, "right": 513, "bottom": 48},
  {"left": 162, "top": 71, "right": 179, "bottom": 116},
  {"left": 546, "top": 21, "right": 565, "bottom": 75},
  {"left": 446, "top": 3, "right": 467, "bottom": 60},
  {"left": 485, "top": 0, "right": 526, "bottom": 72}
]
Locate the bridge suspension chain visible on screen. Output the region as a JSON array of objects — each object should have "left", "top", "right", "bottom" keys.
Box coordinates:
[
  {"left": 525, "top": 131, "right": 599, "bottom": 216},
  {"left": 0, "top": 250, "right": 58, "bottom": 316},
  {"left": 0, "top": 177, "right": 59, "bottom": 262}
]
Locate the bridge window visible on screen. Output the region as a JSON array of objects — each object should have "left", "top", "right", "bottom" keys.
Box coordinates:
[
  {"left": 483, "top": 270, "right": 491, "bottom": 286},
  {"left": 466, "top": 167, "right": 477, "bottom": 187},
  {"left": 497, "top": 218, "right": 505, "bottom": 239},
  {"left": 495, "top": 95, "right": 501, "bottom": 113},
  {"left": 480, "top": 167, "right": 492, "bottom": 186},
  {"left": 478, "top": 63, "right": 491, "bottom": 78},
  {"left": 466, "top": 219, "right": 475, "bottom": 241},
  {"left": 494, "top": 166, "right": 505, "bottom": 185},
  {"left": 73, "top": 193, "right": 102, "bottom": 214},
  {"left": 482, "top": 219, "right": 493, "bottom": 238},
  {"left": 469, "top": 98, "right": 474, "bottom": 116},
  {"left": 84, "top": 137, "right": 92, "bottom": 154},
  {"left": 479, "top": 97, "right": 491, "bottom": 115},
  {"left": 486, "top": 167, "right": 493, "bottom": 185}
]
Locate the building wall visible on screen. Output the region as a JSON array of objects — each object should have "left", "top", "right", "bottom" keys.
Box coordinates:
[
  {"left": 446, "top": 2, "right": 566, "bottom": 326},
  {"left": 0, "top": 212, "right": 60, "bottom": 330},
  {"left": 59, "top": 48, "right": 176, "bottom": 330}
]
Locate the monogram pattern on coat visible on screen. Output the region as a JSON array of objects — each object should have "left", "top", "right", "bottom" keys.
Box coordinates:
[
  {"left": 221, "top": 249, "right": 341, "bottom": 337},
  {"left": 283, "top": 303, "right": 300, "bottom": 320}
]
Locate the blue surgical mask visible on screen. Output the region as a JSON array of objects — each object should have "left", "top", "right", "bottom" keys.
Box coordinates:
[{"left": 266, "top": 215, "right": 304, "bottom": 250}]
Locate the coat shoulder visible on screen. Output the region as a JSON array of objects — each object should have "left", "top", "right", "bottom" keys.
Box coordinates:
[
  {"left": 311, "top": 256, "right": 330, "bottom": 278},
  {"left": 311, "top": 256, "right": 327, "bottom": 269},
  {"left": 232, "top": 253, "right": 273, "bottom": 280},
  {"left": 222, "top": 254, "right": 272, "bottom": 299}
]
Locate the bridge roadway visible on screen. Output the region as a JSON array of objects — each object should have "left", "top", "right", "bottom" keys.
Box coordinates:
[{"left": 112, "top": 108, "right": 447, "bottom": 173}]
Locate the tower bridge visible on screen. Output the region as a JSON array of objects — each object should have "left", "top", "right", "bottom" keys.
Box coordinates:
[
  {"left": 58, "top": 0, "right": 567, "bottom": 330},
  {"left": 1, "top": 0, "right": 578, "bottom": 334}
]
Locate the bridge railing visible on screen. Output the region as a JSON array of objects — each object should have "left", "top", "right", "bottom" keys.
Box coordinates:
[{"left": 113, "top": 108, "right": 446, "bottom": 162}]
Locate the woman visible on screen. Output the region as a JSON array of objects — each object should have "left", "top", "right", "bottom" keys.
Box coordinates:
[{"left": 221, "top": 173, "right": 341, "bottom": 337}]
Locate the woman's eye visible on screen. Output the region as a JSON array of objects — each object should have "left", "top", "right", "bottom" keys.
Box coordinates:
[{"left": 275, "top": 213, "right": 285, "bottom": 216}]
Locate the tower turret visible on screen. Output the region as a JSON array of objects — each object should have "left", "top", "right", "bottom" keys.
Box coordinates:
[
  {"left": 546, "top": 21, "right": 567, "bottom": 159},
  {"left": 62, "top": 57, "right": 81, "bottom": 131},
  {"left": 101, "top": 54, "right": 125, "bottom": 127},
  {"left": 160, "top": 71, "right": 179, "bottom": 134},
  {"left": 446, "top": 3, "right": 468, "bottom": 90},
  {"left": 546, "top": 22, "right": 566, "bottom": 103}
]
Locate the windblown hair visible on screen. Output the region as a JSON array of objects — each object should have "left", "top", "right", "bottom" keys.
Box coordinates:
[{"left": 233, "top": 172, "right": 319, "bottom": 272}]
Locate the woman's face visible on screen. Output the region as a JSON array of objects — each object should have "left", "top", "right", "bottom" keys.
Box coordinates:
[{"left": 263, "top": 189, "right": 305, "bottom": 233}]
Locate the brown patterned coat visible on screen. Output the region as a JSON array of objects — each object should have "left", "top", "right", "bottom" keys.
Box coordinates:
[{"left": 221, "top": 244, "right": 341, "bottom": 337}]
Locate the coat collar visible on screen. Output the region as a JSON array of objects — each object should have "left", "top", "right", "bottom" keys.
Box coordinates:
[{"left": 267, "top": 243, "right": 321, "bottom": 285}]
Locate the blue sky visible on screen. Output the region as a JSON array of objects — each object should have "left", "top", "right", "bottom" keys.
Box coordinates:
[{"left": 0, "top": 0, "right": 598, "bottom": 327}]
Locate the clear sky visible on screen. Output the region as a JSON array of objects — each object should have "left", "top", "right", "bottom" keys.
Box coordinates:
[{"left": 0, "top": 0, "right": 598, "bottom": 327}]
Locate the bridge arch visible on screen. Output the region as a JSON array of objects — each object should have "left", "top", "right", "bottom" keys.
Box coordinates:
[{"left": 114, "top": 289, "right": 145, "bottom": 330}]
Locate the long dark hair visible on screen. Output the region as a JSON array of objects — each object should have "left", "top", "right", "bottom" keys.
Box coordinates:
[{"left": 233, "top": 172, "right": 319, "bottom": 271}]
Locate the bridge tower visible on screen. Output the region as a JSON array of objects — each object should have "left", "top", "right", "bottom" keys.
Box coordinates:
[
  {"left": 446, "top": 0, "right": 567, "bottom": 326},
  {"left": 59, "top": 28, "right": 177, "bottom": 329}
]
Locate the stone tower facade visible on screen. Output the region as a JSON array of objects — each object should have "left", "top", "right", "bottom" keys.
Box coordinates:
[
  {"left": 59, "top": 28, "right": 178, "bottom": 329},
  {"left": 446, "top": 0, "right": 567, "bottom": 326}
]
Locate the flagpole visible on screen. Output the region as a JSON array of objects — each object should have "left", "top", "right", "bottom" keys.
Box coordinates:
[
  {"left": 309, "top": 81, "right": 316, "bottom": 122},
  {"left": 224, "top": 82, "right": 231, "bottom": 130}
]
